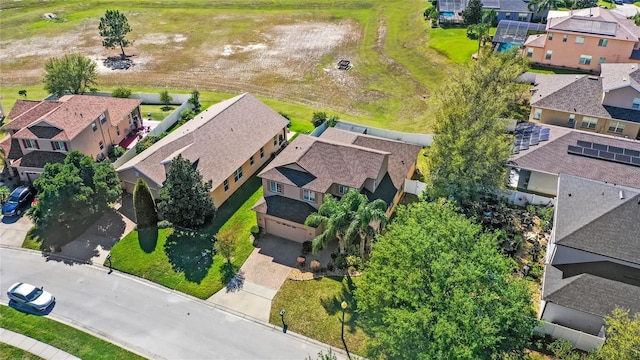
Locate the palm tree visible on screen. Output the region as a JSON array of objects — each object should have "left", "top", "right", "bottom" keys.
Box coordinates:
[
  {"left": 346, "top": 196, "right": 388, "bottom": 260},
  {"left": 305, "top": 190, "right": 361, "bottom": 254},
  {"left": 528, "top": 0, "right": 565, "bottom": 16}
]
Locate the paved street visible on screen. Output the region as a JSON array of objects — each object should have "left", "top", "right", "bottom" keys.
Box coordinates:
[{"left": 0, "top": 247, "right": 338, "bottom": 359}]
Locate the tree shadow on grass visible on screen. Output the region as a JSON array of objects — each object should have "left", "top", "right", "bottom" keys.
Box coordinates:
[
  {"left": 223, "top": 265, "right": 245, "bottom": 293},
  {"left": 320, "top": 276, "right": 360, "bottom": 334},
  {"left": 164, "top": 229, "right": 215, "bottom": 284},
  {"left": 138, "top": 226, "right": 158, "bottom": 253}
]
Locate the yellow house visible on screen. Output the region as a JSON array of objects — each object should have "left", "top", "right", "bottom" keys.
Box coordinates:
[
  {"left": 523, "top": 7, "right": 640, "bottom": 72},
  {"left": 116, "top": 93, "right": 289, "bottom": 208},
  {"left": 528, "top": 63, "right": 640, "bottom": 140}
]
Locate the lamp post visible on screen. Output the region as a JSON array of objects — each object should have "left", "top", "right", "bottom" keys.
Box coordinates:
[
  {"left": 341, "top": 301, "right": 351, "bottom": 359},
  {"left": 280, "top": 309, "right": 287, "bottom": 333}
]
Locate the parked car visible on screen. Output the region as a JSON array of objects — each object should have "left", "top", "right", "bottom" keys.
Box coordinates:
[
  {"left": 1, "top": 186, "right": 35, "bottom": 216},
  {"left": 7, "top": 282, "right": 55, "bottom": 312},
  {"left": 614, "top": 0, "right": 624, "bottom": 4}
]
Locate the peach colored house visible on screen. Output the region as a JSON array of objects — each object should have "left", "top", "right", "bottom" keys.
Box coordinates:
[
  {"left": 0, "top": 95, "right": 142, "bottom": 183},
  {"left": 116, "top": 93, "right": 289, "bottom": 208},
  {"left": 524, "top": 7, "right": 640, "bottom": 72},
  {"left": 252, "top": 128, "right": 421, "bottom": 243},
  {"left": 528, "top": 63, "right": 640, "bottom": 140}
]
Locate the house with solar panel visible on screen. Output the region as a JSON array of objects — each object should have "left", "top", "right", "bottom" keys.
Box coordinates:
[
  {"left": 523, "top": 7, "right": 640, "bottom": 72},
  {"left": 527, "top": 63, "right": 640, "bottom": 140},
  {"left": 438, "top": 0, "right": 532, "bottom": 24}
]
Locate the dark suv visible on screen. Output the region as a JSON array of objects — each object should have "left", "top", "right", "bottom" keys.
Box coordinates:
[{"left": 1, "top": 186, "right": 35, "bottom": 216}]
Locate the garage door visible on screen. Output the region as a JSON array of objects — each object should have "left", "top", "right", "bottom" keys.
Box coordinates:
[{"left": 266, "top": 218, "right": 307, "bottom": 242}]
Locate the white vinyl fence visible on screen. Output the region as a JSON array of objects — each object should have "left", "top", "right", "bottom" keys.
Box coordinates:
[
  {"left": 502, "top": 189, "right": 555, "bottom": 207},
  {"left": 404, "top": 179, "right": 427, "bottom": 196},
  {"left": 309, "top": 120, "right": 433, "bottom": 147},
  {"left": 535, "top": 321, "right": 605, "bottom": 351}
]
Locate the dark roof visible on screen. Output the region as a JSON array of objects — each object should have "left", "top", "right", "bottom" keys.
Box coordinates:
[
  {"left": 543, "top": 265, "right": 640, "bottom": 320},
  {"left": 362, "top": 173, "right": 397, "bottom": 207},
  {"left": 19, "top": 151, "right": 66, "bottom": 169},
  {"left": 251, "top": 195, "right": 317, "bottom": 225},
  {"left": 553, "top": 174, "right": 640, "bottom": 264},
  {"left": 510, "top": 125, "right": 640, "bottom": 189},
  {"left": 28, "top": 126, "right": 63, "bottom": 139},
  {"left": 276, "top": 167, "right": 316, "bottom": 187},
  {"left": 632, "top": 49, "right": 640, "bottom": 60},
  {"left": 497, "top": 0, "right": 531, "bottom": 12},
  {"left": 0, "top": 137, "right": 24, "bottom": 160}
]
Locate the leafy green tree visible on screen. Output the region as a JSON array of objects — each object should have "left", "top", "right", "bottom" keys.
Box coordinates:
[
  {"left": 29, "top": 151, "right": 122, "bottom": 232},
  {"left": 311, "top": 112, "right": 327, "bottom": 127},
  {"left": 467, "top": 22, "right": 491, "bottom": 54},
  {"left": 188, "top": 90, "right": 201, "bottom": 113},
  {"left": 598, "top": 308, "right": 640, "bottom": 360},
  {"left": 111, "top": 87, "right": 132, "bottom": 98},
  {"left": 158, "top": 154, "right": 216, "bottom": 229},
  {"left": 0, "top": 186, "right": 10, "bottom": 203},
  {"left": 571, "top": 0, "right": 597, "bottom": 8},
  {"left": 528, "top": 0, "right": 565, "bottom": 15},
  {"left": 356, "top": 201, "right": 536, "bottom": 360},
  {"left": 135, "top": 134, "right": 165, "bottom": 154},
  {"left": 159, "top": 90, "right": 173, "bottom": 111},
  {"left": 633, "top": 13, "right": 640, "bottom": 26},
  {"left": 463, "top": 0, "right": 483, "bottom": 25},
  {"left": 345, "top": 195, "right": 387, "bottom": 259},
  {"left": 133, "top": 178, "right": 158, "bottom": 228},
  {"left": 43, "top": 54, "right": 98, "bottom": 97},
  {"left": 215, "top": 225, "right": 239, "bottom": 264},
  {"left": 426, "top": 50, "right": 528, "bottom": 205},
  {"left": 98, "top": 10, "right": 132, "bottom": 57}
]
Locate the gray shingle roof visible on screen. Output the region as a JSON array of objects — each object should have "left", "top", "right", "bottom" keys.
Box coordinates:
[
  {"left": 117, "top": 93, "right": 289, "bottom": 188},
  {"left": 251, "top": 195, "right": 316, "bottom": 224},
  {"left": 553, "top": 174, "right": 640, "bottom": 264},
  {"left": 497, "top": 0, "right": 531, "bottom": 13},
  {"left": 600, "top": 63, "right": 640, "bottom": 91},
  {"left": 362, "top": 173, "right": 397, "bottom": 207},
  {"left": 512, "top": 125, "right": 640, "bottom": 189}
]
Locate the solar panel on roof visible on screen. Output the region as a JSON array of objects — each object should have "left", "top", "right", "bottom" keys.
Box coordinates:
[
  {"left": 520, "top": 142, "right": 529, "bottom": 150},
  {"left": 600, "top": 152, "right": 615, "bottom": 160},
  {"left": 540, "top": 133, "right": 549, "bottom": 141},
  {"left": 615, "top": 154, "right": 631, "bottom": 163},
  {"left": 568, "top": 141, "right": 640, "bottom": 167},
  {"left": 633, "top": 158, "right": 640, "bottom": 165},
  {"left": 609, "top": 146, "right": 624, "bottom": 154},
  {"left": 584, "top": 148, "right": 599, "bottom": 156},
  {"left": 625, "top": 149, "right": 640, "bottom": 157},
  {"left": 568, "top": 145, "right": 583, "bottom": 154},
  {"left": 530, "top": 138, "right": 539, "bottom": 146},
  {"left": 593, "top": 143, "right": 608, "bottom": 151},
  {"left": 577, "top": 140, "right": 593, "bottom": 148}
]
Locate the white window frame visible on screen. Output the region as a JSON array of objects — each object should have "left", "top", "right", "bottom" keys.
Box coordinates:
[
  {"left": 269, "top": 181, "right": 282, "bottom": 193},
  {"left": 91, "top": 121, "right": 98, "bottom": 132},
  {"left": 338, "top": 185, "right": 349, "bottom": 195},
  {"left": 99, "top": 141, "right": 104, "bottom": 150},
  {"left": 545, "top": 50, "right": 552, "bottom": 60},
  {"left": 533, "top": 108, "right": 542, "bottom": 120},
  {"left": 562, "top": 35, "right": 568, "bottom": 42},
  {"left": 116, "top": 126, "right": 120, "bottom": 137},
  {"left": 223, "top": 179, "right": 229, "bottom": 192},
  {"left": 608, "top": 121, "right": 625, "bottom": 134},
  {"left": 568, "top": 114, "right": 575, "bottom": 125},
  {"left": 598, "top": 39, "right": 608, "bottom": 47},
  {"left": 527, "top": 48, "right": 534, "bottom": 57},
  {"left": 581, "top": 117, "right": 597, "bottom": 130},
  {"left": 579, "top": 55, "right": 592, "bottom": 65},
  {"left": 632, "top": 98, "right": 640, "bottom": 109},
  {"left": 24, "top": 139, "right": 37, "bottom": 149},
  {"left": 52, "top": 141, "right": 65, "bottom": 150},
  {"left": 303, "top": 189, "right": 316, "bottom": 203},
  {"left": 575, "top": 36, "right": 585, "bottom": 44},
  {"left": 233, "top": 166, "right": 243, "bottom": 182},
  {"left": 99, "top": 113, "right": 107, "bottom": 124},
  {"left": 548, "top": 33, "right": 554, "bottom": 41},
  {"left": 599, "top": 57, "right": 606, "bottom": 64},
  {"left": 273, "top": 136, "right": 278, "bottom": 146}
]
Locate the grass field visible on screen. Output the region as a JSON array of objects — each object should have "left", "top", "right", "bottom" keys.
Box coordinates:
[
  {"left": 0, "top": 343, "right": 43, "bottom": 360},
  {"left": 0, "top": 0, "right": 456, "bottom": 133}
]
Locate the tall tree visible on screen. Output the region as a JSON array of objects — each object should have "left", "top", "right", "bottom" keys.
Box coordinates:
[
  {"left": 598, "top": 308, "right": 640, "bottom": 360},
  {"left": 43, "top": 54, "right": 98, "bottom": 97},
  {"left": 158, "top": 154, "right": 216, "bottom": 229},
  {"left": 463, "top": 0, "right": 484, "bottom": 25},
  {"left": 633, "top": 12, "right": 640, "bottom": 27},
  {"left": 98, "top": 10, "right": 133, "bottom": 57},
  {"left": 188, "top": 90, "right": 201, "bottom": 113},
  {"left": 356, "top": 201, "right": 536, "bottom": 360},
  {"left": 133, "top": 178, "right": 158, "bottom": 228},
  {"left": 305, "top": 190, "right": 362, "bottom": 254},
  {"left": 215, "top": 225, "right": 240, "bottom": 264},
  {"left": 426, "top": 50, "right": 528, "bottom": 205},
  {"left": 528, "top": 0, "right": 565, "bottom": 15},
  {"left": 345, "top": 196, "right": 387, "bottom": 259}
]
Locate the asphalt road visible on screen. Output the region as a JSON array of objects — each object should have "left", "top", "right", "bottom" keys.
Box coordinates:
[{"left": 0, "top": 247, "right": 337, "bottom": 360}]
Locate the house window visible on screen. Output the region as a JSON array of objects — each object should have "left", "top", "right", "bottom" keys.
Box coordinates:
[
  {"left": 260, "top": 147, "right": 264, "bottom": 158},
  {"left": 250, "top": 155, "right": 254, "bottom": 166},
  {"left": 575, "top": 36, "right": 584, "bottom": 44},
  {"left": 533, "top": 108, "right": 542, "bottom": 120},
  {"left": 527, "top": 48, "right": 534, "bottom": 57},
  {"left": 338, "top": 185, "right": 349, "bottom": 195},
  {"left": 273, "top": 136, "right": 278, "bottom": 146},
  {"left": 562, "top": 35, "right": 568, "bottom": 42},
  {"left": 608, "top": 121, "right": 625, "bottom": 134},
  {"left": 579, "top": 55, "right": 592, "bottom": 65},
  {"left": 545, "top": 50, "right": 553, "bottom": 60},
  {"left": 599, "top": 57, "right": 606, "bottom": 64},
  {"left": 99, "top": 141, "right": 104, "bottom": 150},
  {"left": 598, "top": 39, "right": 608, "bottom": 47},
  {"left": 91, "top": 121, "right": 97, "bottom": 131},
  {"left": 548, "top": 33, "right": 554, "bottom": 40},
  {"left": 23, "top": 139, "right": 37, "bottom": 149},
  {"left": 505, "top": 12, "right": 511, "bottom": 19},
  {"left": 303, "top": 189, "right": 316, "bottom": 203},
  {"left": 233, "top": 166, "right": 243, "bottom": 182},
  {"left": 568, "top": 114, "right": 575, "bottom": 125},
  {"left": 223, "top": 179, "right": 229, "bottom": 192},
  {"left": 518, "top": 13, "right": 528, "bottom": 21},
  {"left": 269, "top": 181, "right": 282, "bottom": 193},
  {"left": 51, "top": 141, "right": 66, "bottom": 150},
  {"left": 581, "top": 117, "right": 598, "bottom": 130},
  {"left": 99, "top": 113, "right": 107, "bottom": 124},
  {"left": 116, "top": 126, "right": 120, "bottom": 137},
  {"left": 632, "top": 98, "right": 640, "bottom": 109}
]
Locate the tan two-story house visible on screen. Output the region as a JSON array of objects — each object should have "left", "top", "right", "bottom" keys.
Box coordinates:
[
  {"left": 252, "top": 127, "right": 421, "bottom": 243},
  {"left": 524, "top": 7, "right": 640, "bottom": 72},
  {"left": 116, "top": 93, "right": 289, "bottom": 208},
  {"left": 0, "top": 95, "right": 142, "bottom": 183},
  {"left": 528, "top": 63, "right": 640, "bottom": 140}
]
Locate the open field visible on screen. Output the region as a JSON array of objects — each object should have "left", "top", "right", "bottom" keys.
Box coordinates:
[{"left": 0, "top": 0, "right": 475, "bottom": 132}]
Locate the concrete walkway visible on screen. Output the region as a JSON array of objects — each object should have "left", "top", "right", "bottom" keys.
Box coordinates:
[{"left": 0, "top": 328, "right": 81, "bottom": 360}]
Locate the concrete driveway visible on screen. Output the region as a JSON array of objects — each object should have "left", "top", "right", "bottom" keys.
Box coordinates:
[
  {"left": 0, "top": 213, "right": 33, "bottom": 247},
  {"left": 613, "top": 3, "right": 640, "bottom": 17}
]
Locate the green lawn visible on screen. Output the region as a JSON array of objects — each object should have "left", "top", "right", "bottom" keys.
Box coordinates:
[
  {"left": 0, "top": 343, "right": 43, "bottom": 360},
  {"left": 108, "top": 172, "right": 263, "bottom": 299},
  {"left": 0, "top": 305, "right": 145, "bottom": 360},
  {"left": 140, "top": 104, "right": 175, "bottom": 121},
  {"left": 428, "top": 28, "right": 479, "bottom": 64},
  {"left": 270, "top": 276, "right": 368, "bottom": 356},
  {"left": 597, "top": 0, "right": 616, "bottom": 8}
]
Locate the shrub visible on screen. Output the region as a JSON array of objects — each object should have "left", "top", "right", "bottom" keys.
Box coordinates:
[
  {"left": 133, "top": 178, "right": 158, "bottom": 228},
  {"left": 311, "top": 112, "right": 327, "bottom": 127},
  {"left": 327, "top": 260, "right": 334, "bottom": 271},
  {"left": 0, "top": 186, "right": 10, "bottom": 203},
  {"left": 327, "top": 115, "right": 339, "bottom": 127},
  {"left": 135, "top": 134, "right": 165, "bottom": 154},
  {"left": 335, "top": 255, "right": 347, "bottom": 269},
  {"left": 108, "top": 145, "right": 126, "bottom": 161},
  {"left": 346, "top": 255, "right": 362, "bottom": 269},
  {"left": 159, "top": 90, "right": 173, "bottom": 111},
  {"left": 111, "top": 87, "right": 132, "bottom": 98},
  {"left": 157, "top": 220, "right": 172, "bottom": 229},
  {"left": 302, "top": 240, "right": 313, "bottom": 254},
  {"left": 250, "top": 225, "right": 260, "bottom": 236},
  {"left": 310, "top": 260, "right": 321, "bottom": 272}
]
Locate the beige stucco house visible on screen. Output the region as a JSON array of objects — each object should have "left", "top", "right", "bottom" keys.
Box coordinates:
[
  {"left": 528, "top": 63, "right": 640, "bottom": 140},
  {"left": 0, "top": 95, "right": 142, "bottom": 183},
  {"left": 252, "top": 127, "right": 421, "bottom": 243},
  {"left": 116, "top": 93, "right": 289, "bottom": 208},
  {"left": 523, "top": 7, "right": 640, "bottom": 72}
]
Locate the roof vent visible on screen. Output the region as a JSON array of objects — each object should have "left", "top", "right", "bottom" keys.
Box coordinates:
[
  {"left": 588, "top": 76, "right": 599, "bottom": 80},
  {"left": 620, "top": 190, "right": 625, "bottom": 200},
  {"left": 622, "top": 77, "right": 628, "bottom": 82}
]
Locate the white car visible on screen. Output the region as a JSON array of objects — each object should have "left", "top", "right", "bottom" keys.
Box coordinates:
[{"left": 7, "top": 282, "right": 55, "bottom": 312}]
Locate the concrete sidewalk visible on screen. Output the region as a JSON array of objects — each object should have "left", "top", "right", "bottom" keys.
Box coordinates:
[{"left": 0, "top": 328, "right": 81, "bottom": 360}]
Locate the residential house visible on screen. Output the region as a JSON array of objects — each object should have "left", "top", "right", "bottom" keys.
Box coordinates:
[
  {"left": 508, "top": 123, "right": 640, "bottom": 195},
  {"left": 438, "top": 0, "right": 532, "bottom": 24},
  {"left": 528, "top": 63, "right": 640, "bottom": 139},
  {"left": 252, "top": 127, "right": 421, "bottom": 242},
  {"left": 116, "top": 93, "right": 289, "bottom": 208},
  {"left": 538, "top": 174, "right": 640, "bottom": 350},
  {"left": 493, "top": 20, "right": 546, "bottom": 52},
  {"left": 523, "top": 7, "right": 640, "bottom": 72},
  {"left": 0, "top": 95, "right": 142, "bottom": 183}
]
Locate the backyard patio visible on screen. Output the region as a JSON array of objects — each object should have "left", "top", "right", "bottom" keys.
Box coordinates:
[{"left": 118, "top": 120, "right": 162, "bottom": 150}]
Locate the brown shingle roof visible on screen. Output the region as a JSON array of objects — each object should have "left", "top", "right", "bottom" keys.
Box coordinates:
[
  {"left": 510, "top": 125, "right": 640, "bottom": 189},
  {"left": 3, "top": 100, "right": 61, "bottom": 131},
  {"left": 64, "top": 96, "right": 142, "bottom": 127},
  {"left": 117, "top": 93, "right": 289, "bottom": 189},
  {"left": 18, "top": 150, "right": 66, "bottom": 169}
]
